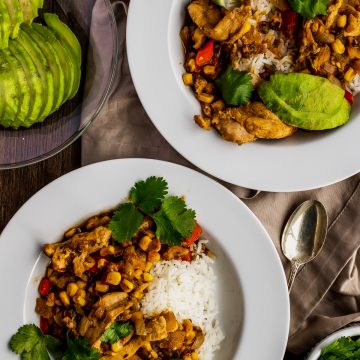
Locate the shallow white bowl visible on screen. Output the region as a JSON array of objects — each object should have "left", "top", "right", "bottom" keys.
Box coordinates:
[
  {"left": 0, "top": 159, "right": 289, "bottom": 359},
  {"left": 127, "top": 0, "right": 360, "bottom": 192}
]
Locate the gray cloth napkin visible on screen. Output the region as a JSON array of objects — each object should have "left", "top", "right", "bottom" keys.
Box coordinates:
[{"left": 82, "top": 1, "right": 360, "bottom": 355}]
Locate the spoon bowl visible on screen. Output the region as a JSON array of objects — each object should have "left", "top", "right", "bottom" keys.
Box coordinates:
[{"left": 281, "top": 200, "right": 328, "bottom": 290}]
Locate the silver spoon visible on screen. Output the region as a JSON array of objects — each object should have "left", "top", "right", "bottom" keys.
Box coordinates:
[{"left": 281, "top": 200, "right": 328, "bottom": 291}]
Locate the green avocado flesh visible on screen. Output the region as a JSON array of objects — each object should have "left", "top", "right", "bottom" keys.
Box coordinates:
[
  {"left": 0, "top": 1, "right": 11, "bottom": 49},
  {"left": 16, "top": 29, "right": 54, "bottom": 120},
  {"left": 8, "top": 38, "right": 43, "bottom": 123},
  {"left": 23, "top": 24, "right": 65, "bottom": 112},
  {"left": 18, "top": 0, "right": 37, "bottom": 24},
  {"left": 32, "top": 23, "right": 74, "bottom": 104},
  {"left": 258, "top": 73, "right": 352, "bottom": 130},
  {"left": 4, "top": 0, "right": 23, "bottom": 39}
]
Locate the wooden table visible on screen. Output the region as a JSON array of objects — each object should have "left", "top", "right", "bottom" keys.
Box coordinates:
[{"left": 0, "top": 142, "right": 302, "bottom": 359}]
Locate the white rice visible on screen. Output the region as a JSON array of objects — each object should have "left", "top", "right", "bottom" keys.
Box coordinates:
[{"left": 140, "top": 245, "right": 224, "bottom": 360}]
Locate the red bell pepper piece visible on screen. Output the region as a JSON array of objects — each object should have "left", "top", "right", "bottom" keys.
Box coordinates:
[
  {"left": 281, "top": 9, "right": 299, "bottom": 37},
  {"left": 184, "top": 223, "right": 202, "bottom": 246},
  {"left": 38, "top": 278, "right": 52, "bottom": 296},
  {"left": 345, "top": 89, "right": 354, "bottom": 105},
  {"left": 40, "top": 317, "right": 49, "bottom": 334},
  {"left": 196, "top": 39, "right": 214, "bottom": 67}
]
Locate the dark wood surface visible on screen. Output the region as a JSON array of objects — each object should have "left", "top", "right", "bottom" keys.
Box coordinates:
[
  {"left": 0, "top": 140, "right": 302, "bottom": 359},
  {"left": 0, "top": 140, "right": 81, "bottom": 232}
]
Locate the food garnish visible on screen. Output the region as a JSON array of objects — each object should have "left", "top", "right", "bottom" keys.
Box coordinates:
[
  {"left": 109, "top": 176, "right": 196, "bottom": 245},
  {"left": 101, "top": 322, "right": 134, "bottom": 344},
  {"left": 195, "top": 39, "right": 214, "bottom": 66},
  {"left": 215, "top": 66, "right": 253, "bottom": 106},
  {"left": 288, "top": 0, "right": 330, "bottom": 19},
  {"left": 319, "top": 336, "right": 360, "bottom": 359},
  {"left": 258, "top": 73, "right": 351, "bottom": 130}
]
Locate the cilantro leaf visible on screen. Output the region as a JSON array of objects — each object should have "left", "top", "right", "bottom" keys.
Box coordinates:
[
  {"left": 108, "top": 203, "right": 144, "bottom": 243},
  {"left": 320, "top": 336, "right": 360, "bottom": 360},
  {"left": 45, "top": 335, "right": 65, "bottom": 360},
  {"left": 62, "top": 337, "right": 100, "bottom": 360},
  {"left": 162, "top": 196, "right": 196, "bottom": 238},
  {"left": 10, "top": 324, "right": 42, "bottom": 355},
  {"left": 101, "top": 322, "right": 133, "bottom": 344},
  {"left": 153, "top": 208, "right": 183, "bottom": 246},
  {"left": 288, "top": 0, "right": 329, "bottom": 19},
  {"left": 215, "top": 66, "right": 253, "bottom": 106},
  {"left": 130, "top": 176, "right": 168, "bottom": 213}
]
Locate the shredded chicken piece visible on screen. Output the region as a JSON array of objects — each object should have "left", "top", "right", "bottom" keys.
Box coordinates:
[
  {"left": 188, "top": 0, "right": 251, "bottom": 41},
  {"left": 43, "top": 226, "right": 111, "bottom": 277}
]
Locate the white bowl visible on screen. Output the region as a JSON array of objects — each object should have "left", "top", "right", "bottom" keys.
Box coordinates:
[{"left": 306, "top": 325, "right": 360, "bottom": 360}]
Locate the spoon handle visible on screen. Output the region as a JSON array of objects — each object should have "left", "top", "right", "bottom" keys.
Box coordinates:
[{"left": 288, "top": 262, "right": 301, "bottom": 292}]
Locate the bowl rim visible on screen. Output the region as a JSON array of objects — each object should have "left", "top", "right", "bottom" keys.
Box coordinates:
[
  {"left": 306, "top": 325, "right": 360, "bottom": 360},
  {"left": 0, "top": 0, "right": 119, "bottom": 170}
]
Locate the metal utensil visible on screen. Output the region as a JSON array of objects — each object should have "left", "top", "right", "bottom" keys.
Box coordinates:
[{"left": 281, "top": 200, "right": 328, "bottom": 291}]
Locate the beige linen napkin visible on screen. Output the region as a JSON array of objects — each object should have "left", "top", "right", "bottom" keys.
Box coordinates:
[{"left": 82, "top": 2, "right": 360, "bottom": 356}]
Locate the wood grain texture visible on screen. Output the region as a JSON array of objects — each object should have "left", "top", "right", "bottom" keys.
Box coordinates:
[{"left": 0, "top": 140, "right": 81, "bottom": 232}]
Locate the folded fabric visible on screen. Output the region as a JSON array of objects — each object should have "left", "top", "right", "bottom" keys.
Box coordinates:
[{"left": 82, "top": 1, "right": 360, "bottom": 356}]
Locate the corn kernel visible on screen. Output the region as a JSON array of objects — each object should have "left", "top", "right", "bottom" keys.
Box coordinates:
[
  {"left": 187, "top": 58, "right": 196, "bottom": 73},
  {"left": 95, "top": 281, "right": 109, "bottom": 293},
  {"left": 344, "top": 67, "right": 356, "bottom": 82},
  {"left": 239, "top": 20, "right": 251, "bottom": 38},
  {"left": 45, "top": 293, "right": 55, "bottom": 307},
  {"left": 211, "top": 99, "right": 225, "bottom": 113},
  {"left": 337, "top": 15, "right": 347, "bottom": 28},
  {"left": 143, "top": 341, "right": 152, "bottom": 352},
  {"left": 77, "top": 280, "right": 87, "bottom": 289},
  {"left": 111, "top": 341, "right": 123, "bottom": 353},
  {"left": 76, "top": 289, "right": 86, "bottom": 298},
  {"left": 183, "top": 319, "right": 193, "bottom": 332},
  {"left": 64, "top": 227, "right": 77, "bottom": 238},
  {"left": 192, "top": 352, "right": 199, "bottom": 360},
  {"left": 182, "top": 73, "right": 193, "bottom": 86},
  {"left": 143, "top": 272, "right": 153, "bottom": 282},
  {"left": 67, "top": 283, "right": 79, "bottom": 297},
  {"left": 332, "top": 39, "right": 345, "bottom": 54},
  {"left": 74, "top": 296, "right": 86, "bottom": 307},
  {"left": 98, "top": 258, "right": 108, "bottom": 269},
  {"left": 197, "top": 93, "right": 214, "bottom": 104},
  {"left": 134, "top": 269, "right": 143, "bottom": 280},
  {"left": 120, "top": 279, "right": 134, "bottom": 293},
  {"left": 100, "top": 245, "right": 115, "bottom": 256},
  {"left": 203, "top": 65, "right": 216, "bottom": 76},
  {"left": 139, "top": 236, "right": 152, "bottom": 251},
  {"left": 145, "top": 262, "right": 153, "bottom": 272},
  {"left": 184, "top": 355, "right": 192, "bottom": 360},
  {"left": 147, "top": 251, "right": 160, "bottom": 263},
  {"left": 150, "top": 350, "right": 158, "bottom": 359},
  {"left": 59, "top": 291, "right": 70, "bottom": 306},
  {"left": 106, "top": 271, "right": 122, "bottom": 286}
]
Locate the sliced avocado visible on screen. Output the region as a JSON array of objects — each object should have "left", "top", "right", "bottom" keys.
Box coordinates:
[
  {"left": 17, "top": 28, "right": 54, "bottom": 118},
  {"left": 258, "top": 73, "right": 351, "bottom": 130},
  {"left": 8, "top": 38, "right": 44, "bottom": 123},
  {"left": 0, "top": 52, "right": 18, "bottom": 127},
  {"left": 43, "top": 13, "right": 81, "bottom": 64},
  {"left": 33, "top": 23, "right": 74, "bottom": 102},
  {"left": 23, "top": 24, "right": 64, "bottom": 112},
  {"left": 2, "top": 48, "right": 32, "bottom": 127},
  {"left": 0, "top": 1, "right": 11, "bottom": 49},
  {"left": 18, "top": 0, "right": 37, "bottom": 24},
  {"left": 4, "top": 0, "right": 24, "bottom": 39}
]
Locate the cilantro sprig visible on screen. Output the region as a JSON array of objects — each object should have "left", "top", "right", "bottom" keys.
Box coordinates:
[
  {"left": 288, "top": 0, "right": 329, "bottom": 19},
  {"left": 10, "top": 324, "right": 100, "bottom": 360},
  {"left": 215, "top": 66, "right": 253, "bottom": 106},
  {"left": 319, "top": 336, "right": 360, "bottom": 360},
  {"left": 101, "top": 321, "right": 133, "bottom": 344},
  {"left": 108, "top": 176, "right": 196, "bottom": 245}
]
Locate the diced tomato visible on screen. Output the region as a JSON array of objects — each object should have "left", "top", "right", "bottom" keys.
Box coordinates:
[
  {"left": 196, "top": 39, "right": 214, "bottom": 66},
  {"left": 345, "top": 89, "right": 354, "bottom": 105},
  {"left": 184, "top": 223, "right": 202, "bottom": 246},
  {"left": 38, "top": 278, "right": 52, "bottom": 296},
  {"left": 40, "top": 317, "right": 49, "bottom": 334},
  {"left": 281, "top": 9, "right": 299, "bottom": 37},
  {"left": 181, "top": 250, "right": 192, "bottom": 262}
]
